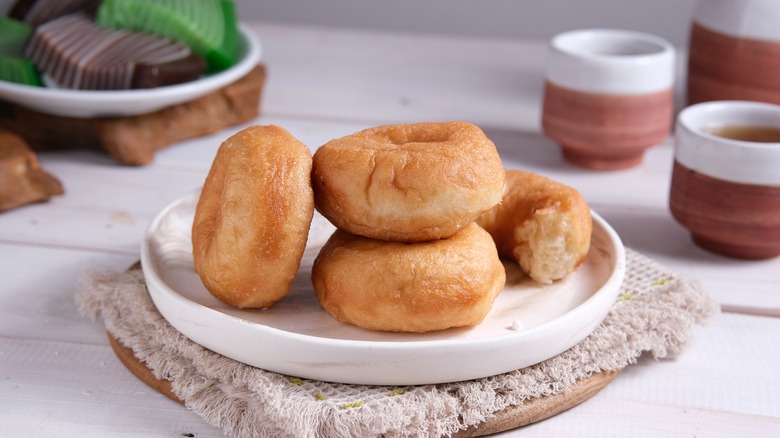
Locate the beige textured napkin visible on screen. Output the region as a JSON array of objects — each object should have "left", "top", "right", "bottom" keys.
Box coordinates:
[{"left": 76, "top": 249, "right": 718, "bottom": 437}]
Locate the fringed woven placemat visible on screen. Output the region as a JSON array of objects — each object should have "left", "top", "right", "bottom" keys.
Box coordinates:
[{"left": 76, "top": 249, "right": 718, "bottom": 437}]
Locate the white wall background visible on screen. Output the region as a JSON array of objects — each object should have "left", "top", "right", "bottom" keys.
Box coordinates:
[
  {"left": 0, "top": 0, "right": 700, "bottom": 48},
  {"left": 236, "top": 0, "right": 700, "bottom": 47}
]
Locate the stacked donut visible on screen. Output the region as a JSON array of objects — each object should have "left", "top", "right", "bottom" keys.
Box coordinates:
[
  {"left": 191, "top": 122, "right": 593, "bottom": 333},
  {"left": 310, "top": 122, "right": 507, "bottom": 332}
]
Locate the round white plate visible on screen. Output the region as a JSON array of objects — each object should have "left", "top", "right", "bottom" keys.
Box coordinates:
[
  {"left": 0, "top": 24, "right": 261, "bottom": 118},
  {"left": 141, "top": 191, "right": 626, "bottom": 385}
]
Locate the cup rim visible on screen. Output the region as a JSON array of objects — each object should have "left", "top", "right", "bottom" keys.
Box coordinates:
[
  {"left": 677, "top": 100, "right": 780, "bottom": 148},
  {"left": 550, "top": 28, "right": 675, "bottom": 62},
  {"left": 546, "top": 28, "right": 676, "bottom": 94},
  {"left": 675, "top": 100, "right": 780, "bottom": 185}
]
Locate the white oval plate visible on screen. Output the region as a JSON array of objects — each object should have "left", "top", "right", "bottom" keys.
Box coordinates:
[
  {"left": 141, "top": 191, "right": 626, "bottom": 385},
  {"left": 0, "top": 24, "right": 261, "bottom": 118}
]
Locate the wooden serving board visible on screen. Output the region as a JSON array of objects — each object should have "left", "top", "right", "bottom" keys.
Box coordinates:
[
  {"left": 0, "top": 65, "right": 265, "bottom": 166},
  {"left": 107, "top": 267, "right": 619, "bottom": 436}
]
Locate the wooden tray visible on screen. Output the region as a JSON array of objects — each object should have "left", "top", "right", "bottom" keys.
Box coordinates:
[
  {"left": 0, "top": 65, "right": 265, "bottom": 166},
  {"left": 108, "top": 334, "right": 618, "bottom": 435},
  {"left": 108, "top": 264, "right": 620, "bottom": 436}
]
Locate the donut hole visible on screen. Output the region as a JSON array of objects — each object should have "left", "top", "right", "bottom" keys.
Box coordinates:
[
  {"left": 313, "top": 122, "right": 506, "bottom": 242},
  {"left": 384, "top": 126, "right": 451, "bottom": 146}
]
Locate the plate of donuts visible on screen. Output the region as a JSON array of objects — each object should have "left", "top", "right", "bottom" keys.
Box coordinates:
[{"left": 142, "top": 190, "right": 626, "bottom": 386}]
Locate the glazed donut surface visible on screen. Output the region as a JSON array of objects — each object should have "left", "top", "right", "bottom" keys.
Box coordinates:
[
  {"left": 476, "top": 170, "right": 592, "bottom": 284},
  {"left": 311, "top": 223, "right": 506, "bottom": 333},
  {"left": 311, "top": 122, "right": 505, "bottom": 242},
  {"left": 192, "top": 125, "right": 314, "bottom": 309}
]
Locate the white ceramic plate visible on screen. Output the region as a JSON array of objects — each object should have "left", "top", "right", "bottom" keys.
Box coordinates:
[
  {"left": 0, "top": 24, "right": 261, "bottom": 118},
  {"left": 141, "top": 191, "right": 626, "bottom": 385}
]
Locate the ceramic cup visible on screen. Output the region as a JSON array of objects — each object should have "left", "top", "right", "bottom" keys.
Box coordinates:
[
  {"left": 687, "top": 0, "right": 780, "bottom": 105},
  {"left": 541, "top": 29, "right": 676, "bottom": 170},
  {"left": 669, "top": 101, "right": 780, "bottom": 260}
]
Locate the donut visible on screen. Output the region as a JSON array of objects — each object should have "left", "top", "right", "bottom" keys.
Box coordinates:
[
  {"left": 311, "top": 223, "right": 506, "bottom": 333},
  {"left": 311, "top": 122, "right": 505, "bottom": 242},
  {"left": 191, "top": 125, "right": 314, "bottom": 309},
  {"left": 476, "top": 170, "right": 592, "bottom": 284}
]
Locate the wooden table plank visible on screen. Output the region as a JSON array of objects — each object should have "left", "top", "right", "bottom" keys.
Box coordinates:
[
  {"left": 1, "top": 307, "right": 776, "bottom": 437},
  {"left": 0, "top": 244, "right": 135, "bottom": 343},
  {"left": 254, "top": 23, "right": 548, "bottom": 130},
  {"left": 0, "top": 338, "right": 224, "bottom": 437}
]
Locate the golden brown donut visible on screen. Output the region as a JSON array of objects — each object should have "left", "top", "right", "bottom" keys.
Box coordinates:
[
  {"left": 311, "top": 122, "right": 505, "bottom": 242},
  {"left": 192, "top": 125, "right": 314, "bottom": 308},
  {"left": 311, "top": 223, "right": 506, "bottom": 333},
  {"left": 476, "top": 170, "right": 592, "bottom": 284}
]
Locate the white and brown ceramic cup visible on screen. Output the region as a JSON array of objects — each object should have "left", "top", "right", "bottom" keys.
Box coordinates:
[
  {"left": 687, "top": 0, "right": 780, "bottom": 105},
  {"left": 542, "top": 29, "right": 676, "bottom": 170},
  {"left": 669, "top": 101, "right": 780, "bottom": 260}
]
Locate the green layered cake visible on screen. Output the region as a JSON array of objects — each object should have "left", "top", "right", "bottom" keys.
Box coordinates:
[
  {"left": 0, "top": 18, "right": 41, "bottom": 86},
  {"left": 96, "top": 0, "right": 239, "bottom": 73}
]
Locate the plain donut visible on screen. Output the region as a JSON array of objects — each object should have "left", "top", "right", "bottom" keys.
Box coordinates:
[
  {"left": 476, "top": 170, "right": 592, "bottom": 284},
  {"left": 192, "top": 125, "right": 314, "bottom": 308},
  {"left": 311, "top": 223, "right": 506, "bottom": 333},
  {"left": 311, "top": 122, "right": 505, "bottom": 242}
]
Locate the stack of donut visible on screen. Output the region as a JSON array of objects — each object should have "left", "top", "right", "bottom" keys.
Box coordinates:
[
  {"left": 310, "top": 122, "right": 507, "bottom": 332},
  {"left": 191, "top": 122, "right": 593, "bottom": 333}
]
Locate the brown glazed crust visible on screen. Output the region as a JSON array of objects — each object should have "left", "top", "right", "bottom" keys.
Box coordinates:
[
  {"left": 311, "top": 122, "right": 505, "bottom": 242},
  {"left": 311, "top": 223, "right": 506, "bottom": 333},
  {"left": 192, "top": 125, "right": 314, "bottom": 308},
  {"left": 476, "top": 170, "right": 592, "bottom": 284}
]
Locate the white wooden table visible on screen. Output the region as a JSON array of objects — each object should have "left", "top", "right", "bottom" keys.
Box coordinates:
[{"left": 1, "top": 23, "right": 779, "bottom": 437}]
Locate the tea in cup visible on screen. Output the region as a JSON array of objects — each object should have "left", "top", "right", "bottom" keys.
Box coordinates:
[{"left": 669, "top": 101, "right": 780, "bottom": 259}]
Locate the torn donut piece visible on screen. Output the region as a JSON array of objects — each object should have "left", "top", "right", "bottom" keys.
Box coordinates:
[{"left": 476, "top": 170, "right": 592, "bottom": 284}]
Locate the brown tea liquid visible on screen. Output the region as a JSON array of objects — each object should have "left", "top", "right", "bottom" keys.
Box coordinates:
[{"left": 706, "top": 125, "right": 780, "bottom": 143}]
